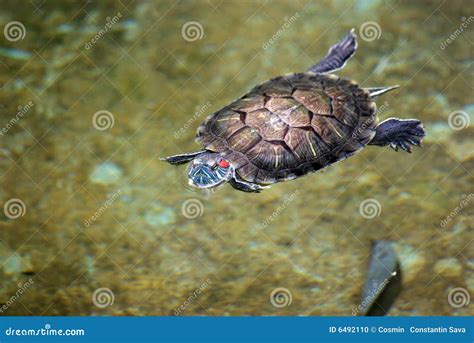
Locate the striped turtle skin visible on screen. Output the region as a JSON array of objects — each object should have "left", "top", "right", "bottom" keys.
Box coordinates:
[{"left": 196, "top": 72, "right": 376, "bottom": 185}]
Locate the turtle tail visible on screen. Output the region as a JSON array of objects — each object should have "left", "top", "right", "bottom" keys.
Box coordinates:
[{"left": 365, "top": 85, "right": 399, "bottom": 99}]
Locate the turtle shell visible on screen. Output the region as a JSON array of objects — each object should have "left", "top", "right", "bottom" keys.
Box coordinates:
[{"left": 196, "top": 73, "right": 377, "bottom": 185}]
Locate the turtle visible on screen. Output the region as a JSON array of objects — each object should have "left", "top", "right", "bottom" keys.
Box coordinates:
[{"left": 162, "top": 29, "right": 425, "bottom": 193}]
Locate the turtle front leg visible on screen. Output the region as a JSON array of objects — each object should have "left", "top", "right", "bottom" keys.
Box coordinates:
[
  {"left": 160, "top": 150, "right": 207, "bottom": 165},
  {"left": 369, "top": 118, "right": 425, "bottom": 153},
  {"left": 230, "top": 174, "right": 269, "bottom": 193}
]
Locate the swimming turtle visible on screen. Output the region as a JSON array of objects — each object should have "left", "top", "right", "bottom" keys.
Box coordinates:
[{"left": 162, "top": 29, "right": 425, "bottom": 192}]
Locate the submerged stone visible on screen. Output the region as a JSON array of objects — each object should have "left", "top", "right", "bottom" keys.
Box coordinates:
[
  {"left": 393, "top": 242, "right": 426, "bottom": 283},
  {"left": 0, "top": 48, "right": 32, "bottom": 61},
  {"left": 144, "top": 203, "right": 176, "bottom": 226},
  {"left": 89, "top": 162, "right": 123, "bottom": 185},
  {"left": 433, "top": 257, "right": 463, "bottom": 279}
]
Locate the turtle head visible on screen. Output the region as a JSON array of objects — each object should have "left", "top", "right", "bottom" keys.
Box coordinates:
[{"left": 187, "top": 152, "right": 234, "bottom": 189}]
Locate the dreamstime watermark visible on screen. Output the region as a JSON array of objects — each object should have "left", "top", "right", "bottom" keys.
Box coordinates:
[
  {"left": 0, "top": 278, "right": 34, "bottom": 313},
  {"left": 351, "top": 274, "right": 395, "bottom": 315},
  {"left": 440, "top": 16, "right": 474, "bottom": 50},
  {"left": 174, "top": 278, "right": 212, "bottom": 315},
  {"left": 440, "top": 193, "right": 473, "bottom": 228},
  {"left": 174, "top": 101, "right": 211, "bottom": 138},
  {"left": 84, "top": 12, "right": 123, "bottom": 50},
  {"left": 352, "top": 101, "right": 390, "bottom": 139},
  {"left": 377, "top": 101, "right": 390, "bottom": 115},
  {"left": 92, "top": 110, "right": 115, "bottom": 131},
  {"left": 270, "top": 287, "right": 292, "bottom": 308},
  {"left": 4, "top": 21, "right": 26, "bottom": 42},
  {"left": 92, "top": 287, "right": 114, "bottom": 308},
  {"left": 447, "top": 287, "right": 470, "bottom": 308},
  {"left": 447, "top": 110, "right": 470, "bottom": 131},
  {"left": 353, "top": 117, "right": 376, "bottom": 139},
  {"left": 84, "top": 189, "right": 122, "bottom": 227},
  {"left": 261, "top": 189, "right": 299, "bottom": 228},
  {"left": 181, "top": 21, "right": 204, "bottom": 42},
  {"left": 181, "top": 198, "right": 204, "bottom": 219},
  {"left": 3, "top": 198, "right": 26, "bottom": 219},
  {"left": 358, "top": 21, "right": 382, "bottom": 42},
  {"left": 262, "top": 12, "right": 300, "bottom": 50},
  {"left": 359, "top": 198, "right": 381, "bottom": 219},
  {"left": 0, "top": 101, "right": 34, "bottom": 136},
  {"left": 5, "top": 324, "right": 85, "bottom": 337}
]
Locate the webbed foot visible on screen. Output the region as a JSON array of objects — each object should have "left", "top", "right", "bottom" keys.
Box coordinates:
[{"left": 369, "top": 118, "right": 425, "bottom": 153}]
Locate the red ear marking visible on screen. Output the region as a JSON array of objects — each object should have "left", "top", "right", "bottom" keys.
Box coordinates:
[{"left": 218, "top": 159, "right": 230, "bottom": 168}]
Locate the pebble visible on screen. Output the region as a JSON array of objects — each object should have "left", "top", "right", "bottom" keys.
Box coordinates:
[
  {"left": 433, "top": 257, "right": 463, "bottom": 279},
  {"left": 0, "top": 48, "right": 32, "bottom": 61},
  {"left": 3, "top": 254, "right": 23, "bottom": 275},
  {"left": 144, "top": 202, "right": 175, "bottom": 226},
  {"left": 466, "top": 274, "right": 474, "bottom": 294},
  {"left": 392, "top": 243, "right": 426, "bottom": 284},
  {"left": 2, "top": 252, "right": 32, "bottom": 275},
  {"left": 463, "top": 103, "right": 474, "bottom": 127},
  {"left": 466, "top": 259, "right": 474, "bottom": 270},
  {"left": 446, "top": 139, "right": 474, "bottom": 162},
  {"left": 89, "top": 162, "right": 123, "bottom": 185}
]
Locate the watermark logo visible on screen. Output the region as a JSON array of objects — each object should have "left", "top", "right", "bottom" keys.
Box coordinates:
[
  {"left": 181, "top": 198, "right": 204, "bottom": 219},
  {"left": 4, "top": 21, "right": 26, "bottom": 42},
  {"left": 448, "top": 110, "right": 470, "bottom": 131},
  {"left": 440, "top": 16, "right": 474, "bottom": 50},
  {"left": 174, "top": 101, "right": 211, "bottom": 139},
  {"left": 351, "top": 274, "right": 394, "bottom": 315},
  {"left": 440, "top": 193, "right": 473, "bottom": 228},
  {"left": 352, "top": 101, "right": 390, "bottom": 138},
  {"left": 181, "top": 21, "right": 204, "bottom": 42},
  {"left": 92, "top": 110, "right": 115, "bottom": 131},
  {"left": 0, "top": 278, "right": 34, "bottom": 313},
  {"left": 270, "top": 287, "right": 292, "bottom": 308},
  {"left": 447, "top": 287, "right": 470, "bottom": 308},
  {"left": 3, "top": 198, "right": 26, "bottom": 219},
  {"left": 173, "top": 278, "right": 212, "bottom": 315},
  {"left": 84, "top": 189, "right": 122, "bottom": 227},
  {"left": 262, "top": 12, "right": 300, "bottom": 50},
  {"left": 92, "top": 287, "right": 114, "bottom": 308},
  {"left": 0, "top": 101, "right": 34, "bottom": 136},
  {"left": 377, "top": 101, "right": 390, "bottom": 115},
  {"left": 358, "top": 21, "right": 382, "bottom": 42},
  {"left": 262, "top": 190, "right": 299, "bottom": 228},
  {"left": 359, "top": 198, "right": 381, "bottom": 219},
  {"left": 84, "top": 12, "right": 123, "bottom": 50}
]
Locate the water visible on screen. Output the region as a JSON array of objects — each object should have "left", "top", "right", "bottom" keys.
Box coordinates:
[{"left": 0, "top": 1, "right": 472, "bottom": 316}]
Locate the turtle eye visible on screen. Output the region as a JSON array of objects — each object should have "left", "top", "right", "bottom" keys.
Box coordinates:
[{"left": 218, "top": 159, "right": 230, "bottom": 168}]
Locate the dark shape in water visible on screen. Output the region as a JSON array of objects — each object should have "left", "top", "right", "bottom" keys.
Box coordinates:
[{"left": 360, "top": 240, "right": 402, "bottom": 316}]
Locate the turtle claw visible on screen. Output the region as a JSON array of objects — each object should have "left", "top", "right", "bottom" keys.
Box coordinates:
[
  {"left": 389, "top": 122, "right": 425, "bottom": 153},
  {"left": 390, "top": 140, "right": 413, "bottom": 153}
]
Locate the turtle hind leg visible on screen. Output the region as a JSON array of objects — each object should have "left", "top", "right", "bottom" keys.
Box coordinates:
[
  {"left": 160, "top": 150, "right": 206, "bottom": 165},
  {"left": 308, "top": 29, "right": 357, "bottom": 74},
  {"left": 369, "top": 118, "right": 425, "bottom": 153}
]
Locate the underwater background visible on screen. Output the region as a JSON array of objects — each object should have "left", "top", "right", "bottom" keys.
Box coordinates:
[{"left": 0, "top": 0, "right": 472, "bottom": 316}]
